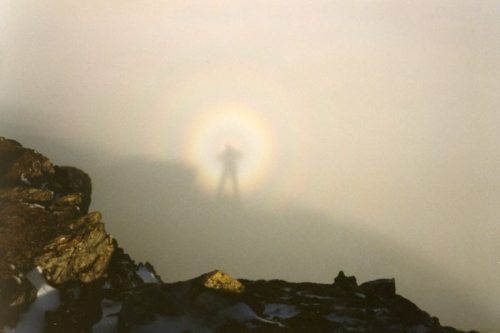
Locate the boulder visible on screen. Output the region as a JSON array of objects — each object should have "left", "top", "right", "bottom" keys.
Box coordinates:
[
  {"left": 203, "top": 270, "right": 245, "bottom": 294},
  {"left": 35, "top": 212, "right": 114, "bottom": 285},
  {"left": 359, "top": 278, "right": 396, "bottom": 297}
]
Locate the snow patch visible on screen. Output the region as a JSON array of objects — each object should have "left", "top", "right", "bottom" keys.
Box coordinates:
[
  {"left": 20, "top": 174, "right": 31, "bottom": 185},
  {"left": 92, "top": 316, "right": 118, "bottom": 333},
  {"left": 324, "top": 313, "right": 365, "bottom": 325},
  {"left": 354, "top": 292, "right": 366, "bottom": 299},
  {"left": 264, "top": 303, "right": 299, "bottom": 319},
  {"left": 136, "top": 265, "right": 159, "bottom": 284},
  {"left": 296, "top": 291, "right": 335, "bottom": 300},
  {"left": 92, "top": 299, "right": 122, "bottom": 333},
  {"left": 219, "top": 304, "right": 285, "bottom": 328},
  {"left": 28, "top": 204, "right": 45, "bottom": 210}
]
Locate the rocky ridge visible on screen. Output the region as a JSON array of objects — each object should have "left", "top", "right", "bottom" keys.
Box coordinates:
[{"left": 0, "top": 137, "right": 478, "bottom": 333}]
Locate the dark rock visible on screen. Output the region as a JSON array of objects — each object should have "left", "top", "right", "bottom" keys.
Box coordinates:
[
  {"left": 0, "top": 137, "right": 54, "bottom": 187},
  {"left": 0, "top": 272, "right": 37, "bottom": 327},
  {"left": 0, "top": 202, "right": 51, "bottom": 276},
  {"left": 359, "top": 278, "right": 396, "bottom": 297},
  {"left": 106, "top": 241, "right": 149, "bottom": 291},
  {"left": 332, "top": 270, "right": 358, "bottom": 292},
  {"left": 44, "top": 281, "right": 104, "bottom": 333},
  {"left": 50, "top": 166, "right": 92, "bottom": 214},
  {"left": 285, "top": 311, "right": 340, "bottom": 333}
]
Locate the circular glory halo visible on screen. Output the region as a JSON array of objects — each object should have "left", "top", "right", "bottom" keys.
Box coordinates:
[{"left": 183, "top": 104, "right": 277, "bottom": 194}]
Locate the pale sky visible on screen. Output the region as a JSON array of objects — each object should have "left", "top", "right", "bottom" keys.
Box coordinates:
[{"left": 1, "top": 1, "right": 499, "bottom": 330}]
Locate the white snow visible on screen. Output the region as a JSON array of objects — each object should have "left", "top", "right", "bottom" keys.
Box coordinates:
[
  {"left": 296, "top": 291, "right": 335, "bottom": 300},
  {"left": 4, "top": 268, "right": 60, "bottom": 333},
  {"left": 20, "top": 174, "right": 31, "bottom": 186},
  {"left": 28, "top": 204, "right": 45, "bottom": 210},
  {"left": 92, "top": 299, "right": 122, "bottom": 333},
  {"left": 263, "top": 303, "right": 299, "bottom": 319},
  {"left": 136, "top": 265, "right": 159, "bottom": 284},
  {"left": 92, "top": 316, "right": 117, "bottom": 333},
  {"left": 324, "top": 313, "right": 364, "bottom": 325},
  {"left": 218, "top": 304, "right": 285, "bottom": 328},
  {"left": 219, "top": 303, "right": 257, "bottom": 321}
]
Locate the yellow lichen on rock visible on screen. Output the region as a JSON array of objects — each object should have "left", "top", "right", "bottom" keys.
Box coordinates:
[{"left": 203, "top": 270, "right": 245, "bottom": 293}]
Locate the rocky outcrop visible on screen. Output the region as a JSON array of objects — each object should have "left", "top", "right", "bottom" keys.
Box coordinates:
[
  {"left": 0, "top": 137, "right": 114, "bottom": 328},
  {"left": 0, "top": 137, "right": 480, "bottom": 333},
  {"left": 358, "top": 278, "right": 396, "bottom": 297}
]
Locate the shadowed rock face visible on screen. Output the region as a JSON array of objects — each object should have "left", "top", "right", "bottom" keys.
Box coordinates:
[
  {"left": 0, "top": 266, "right": 37, "bottom": 327},
  {"left": 51, "top": 166, "right": 92, "bottom": 214},
  {"left": 0, "top": 138, "right": 54, "bottom": 188},
  {"left": 0, "top": 138, "right": 480, "bottom": 333}
]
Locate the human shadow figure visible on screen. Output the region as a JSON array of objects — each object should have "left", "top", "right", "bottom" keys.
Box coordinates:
[{"left": 216, "top": 144, "right": 242, "bottom": 200}]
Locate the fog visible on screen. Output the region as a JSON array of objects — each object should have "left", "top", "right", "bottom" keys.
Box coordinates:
[{"left": 0, "top": 1, "right": 499, "bottom": 331}]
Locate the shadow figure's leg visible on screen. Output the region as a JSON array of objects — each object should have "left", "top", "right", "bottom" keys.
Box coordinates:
[
  {"left": 231, "top": 170, "right": 240, "bottom": 200},
  {"left": 217, "top": 169, "right": 228, "bottom": 198}
]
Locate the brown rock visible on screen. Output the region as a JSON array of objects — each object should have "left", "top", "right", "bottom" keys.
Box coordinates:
[
  {"left": 0, "top": 202, "right": 51, "bottom": 276},
  {"left": 0, "top": 138, "right": 114, "bottom": 286},
  {"left": 2, "top": 149, "right": 54, "bottom": 186},
  {"left": 0, "top": 187, "right": 54, "bottom": 204},
  {"left": 0, "top": 138, "right": 25, "bottom": 180},
  {"left": 35, "top": 212, "right": 114, "bottom": 285},
  {"left": 48, "top": 193, "right": 83, "bottom": 220}
]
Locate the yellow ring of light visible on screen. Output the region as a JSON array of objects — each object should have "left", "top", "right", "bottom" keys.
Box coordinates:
[{"left": 183, "top": 104, "right": 276, "bottom": 194}]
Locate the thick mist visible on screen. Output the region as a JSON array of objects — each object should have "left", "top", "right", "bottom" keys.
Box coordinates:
[{"left": 1, "top": 1, "right": 499, "bottom": 331}]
